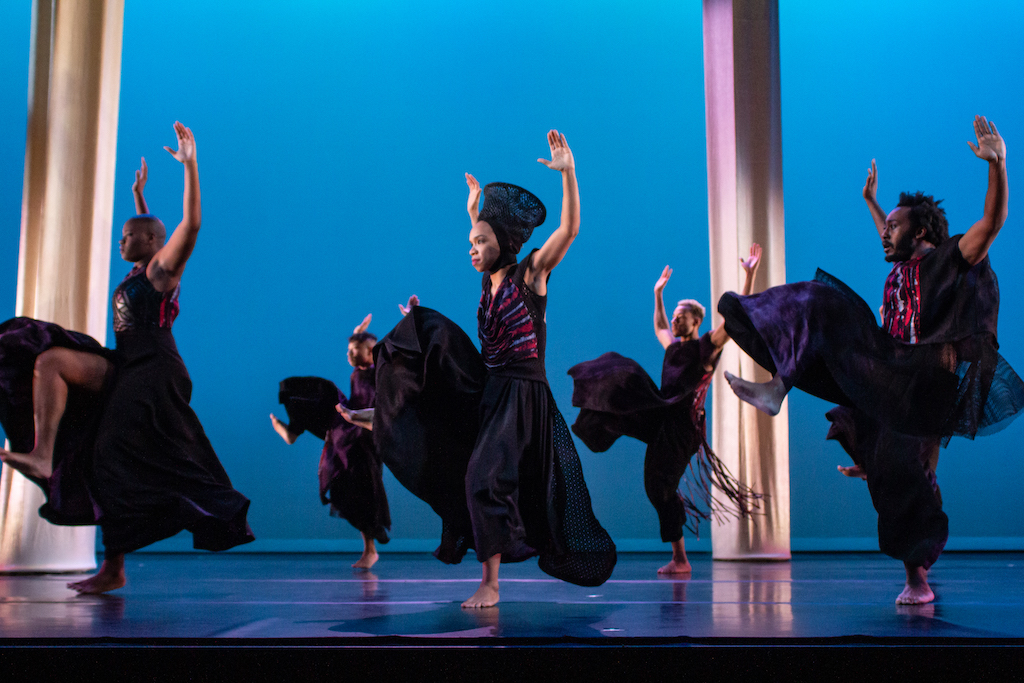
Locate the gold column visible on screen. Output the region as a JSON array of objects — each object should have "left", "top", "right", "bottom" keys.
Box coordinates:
[
  {"left": 703, "top": 0, "right": 790, "bottom": 560},
  {"left": 1, "top": 0, "right": 124, "bottom": 572}
]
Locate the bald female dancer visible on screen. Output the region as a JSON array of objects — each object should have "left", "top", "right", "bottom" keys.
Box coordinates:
[{"left": 0, "top": 122, "right": 253, "bottom": 593}]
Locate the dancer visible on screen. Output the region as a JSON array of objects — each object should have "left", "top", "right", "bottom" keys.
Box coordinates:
[
  {"left": 0, "top": 122, "right": 254, "bottom": 594},
  {"left": 270, "top": 304, "right": 413, "bottom": 569},
  {"left": 568, "top": 245, "right": 763, "bottom": 575},
  {"left": 373, "top": 130, "right": 616, "bottom": 608},
  {"left": 719, "top": 116, "right": 1020, "bottom": 604}
]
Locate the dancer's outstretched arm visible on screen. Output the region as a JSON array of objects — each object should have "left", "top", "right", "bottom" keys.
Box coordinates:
[
  {"left": 709, "top": 243, "right": 762, "bottom": 351},
  {"left": 337, "top": 405, "right": 373, "bottom": 430},
  {"left": 653, "top": 266, "right": 675, "bottom": 350},
  {"left": 527, "top": 130, "right": 580, "bottom": 294},
  {"left": 148, "top": 121, "right": 201, "bottom": 292},
  {"left": 132, "top": 157, "right": 149, "bottom": 215},
  {"left": 863, "top": 159, "right": 886, "bottom": 237},
  {"left": 398, "top": 294, "right": 419, "bottom": 316},
  {"left": 353, "top": 314, "right": 372, "bottom": 335},
  {"left": 959, "top": 115, "right": 1009, "bottom": 266},
  {"left": 466, "top": 173, "right": 482, "bottom": 224}
]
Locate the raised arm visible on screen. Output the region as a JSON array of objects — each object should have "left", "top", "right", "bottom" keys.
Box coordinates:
[
  {"left": 710, "top": 243, "right": 762, "bottom": 350},
  {"left": 398, "top": 294, "right": 419, "bottom": 316},
  {"left": 959, "top": 115, "right": 1009, "bottom": 266},
  {"left": 353, "top": 314, "right": 372, "bottom": 335},
  {"left": 147, "top": 122, "right": 201, "bottom": 292},
  {"left": 653, "top": 266, "right": 675, "bottom": 350},
  {"left": 527, "top": 130, "right": 580, "bottom": 293},
  {"left": 132, "top": 157, "right": 149, "bottom": 214},
  {"left": 466, "top": 173, "right": 481, "bottom": 225},
  {"left": 863, "top": 159, "right": 886, "bottom": 237}
]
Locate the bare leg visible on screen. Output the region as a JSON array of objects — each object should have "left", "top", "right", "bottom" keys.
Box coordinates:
[
  {"left": 67, "top": 553, "right": 126, "bottom": 595},
  {"left": 462, "top": 553, "right": 500, "bottom": 608},
  {"left": 0, "top": 348, "right": 111, "bottom": 482},
  {"left": 837, "top": 464, "right": 868, "bottom": 480},
  {"left": 352, "top": 533, "right": 379, "bottom": 569},
  {"left": 723, "top": 371, "right": 787, "bottom": 416},
  {"left": 896, "top": 563, "right": 934, "bottom": 604},
  {"left": 658, "top": 538, "right": 692, "bottom": 575},
  {"left": 269, "top": 413, "right": 299, "bottom": 445}
]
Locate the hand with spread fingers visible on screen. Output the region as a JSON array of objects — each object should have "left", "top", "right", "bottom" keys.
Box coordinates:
[
  {"left": 968, "top": 115, "right": 1006, "bottom": 163},
  {"left": 537, "top": 129, "right": 575, "bottom": 173},
  {"left": 163, "top": 121, "right": 197, "bottom": 165}
]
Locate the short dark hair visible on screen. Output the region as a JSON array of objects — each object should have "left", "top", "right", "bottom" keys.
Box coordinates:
[
  {"left": 349, "top": 332, "right": 377, "bottom": 345},
  {"left": 896, "top": 192, "right": 948, "bottom": 246}
]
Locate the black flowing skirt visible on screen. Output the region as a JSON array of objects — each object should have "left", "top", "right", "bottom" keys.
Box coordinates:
[
  {"left": 0, "top": 317, "right": 254, "bottom": 554},
  {"left": 718, "top": 270, "right": 1024, "bottom": 442},
  {"left": 278, "top": 377, "right": 391, "bottom": 543},
  {"left": 373, "top": 306, "right": 617, "bottom": 587},
  {"left": 568, "top": 352, "right": 761, "bottom": 538}
]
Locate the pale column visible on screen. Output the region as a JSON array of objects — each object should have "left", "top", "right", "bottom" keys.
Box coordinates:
[
  {"left": 703, "top": 0, "right": 790, "bottom": 560},
  {"left": 1, "top": 0, "right": 124, "bottom": 572}
]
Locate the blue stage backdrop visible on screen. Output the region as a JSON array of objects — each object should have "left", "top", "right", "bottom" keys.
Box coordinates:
[{"left": 1, "top": 0, "right": 1022, "bottom": 552}]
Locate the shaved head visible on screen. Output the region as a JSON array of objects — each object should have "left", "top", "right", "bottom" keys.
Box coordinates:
[{"left": 124, "top": 215, "right": 167, "bottom": 246}]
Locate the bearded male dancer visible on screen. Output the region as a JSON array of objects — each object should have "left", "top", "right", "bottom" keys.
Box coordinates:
[
  {"left": 720, "top": 116, "right": 1020, "bottom": 604},
  {"left": 568, "top": 245, "right": 763, "bottom": 575}
]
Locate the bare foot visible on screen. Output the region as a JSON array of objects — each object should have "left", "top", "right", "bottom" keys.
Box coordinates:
[
  {"left": 67, "top": 558, "right": 126, "bottom": 595},
  {"left": 896, "top": 564, "right": 934, "bottom": 605},
  {"left": 723, "top": 371, "right": 785, "bottom": 416},
  {"left": 270, "top": 414, "right": 298, "bottom": 445},
  {"left": 837, "top": 464, "right": 867, "bottom": 480},
  {"left": 461, "top": 582, "right": 499, "bottom": 608},
  {"left": 0, "top": 446, "right": 53, "bottom": 482},
  {"left": 352, "top": 550, "right": 379, "bottom": 569},
  {"left": 657, "top": 559, "right": 693, "bottom": 575}
]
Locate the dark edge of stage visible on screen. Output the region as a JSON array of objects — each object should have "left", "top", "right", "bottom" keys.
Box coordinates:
[{"left": 1, "top": 637, "right": 1022, "bottom": 682}]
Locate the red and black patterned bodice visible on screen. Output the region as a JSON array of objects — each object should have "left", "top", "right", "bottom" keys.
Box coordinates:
[
  {"left": 882, "top": 257, "right": 923, "bottom": 343},
  {"left": 112, "top": 265, "right": 180, "bottom": 334},
  {"left": 881, "top": 236, "right": 1000, "bottom": 347},
  {"left": 477, "top": 252, "right": 547, "bottom": 379}
]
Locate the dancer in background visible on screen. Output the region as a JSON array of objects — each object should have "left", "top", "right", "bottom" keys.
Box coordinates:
[
  {"left": 372, "top": 130, "right": 616, "bottom": 608},
  {"left": 568, "top": 245, "right": 763, "bottom": 575},
  {"left": 0, "top": 122, "right": 254, "bottom": 594},
  {"left": 719, "top": 116, "right": 1020, "bottom": 604},
  {"left": 271, "top": 302, "right": 414, "bottom": 569}
]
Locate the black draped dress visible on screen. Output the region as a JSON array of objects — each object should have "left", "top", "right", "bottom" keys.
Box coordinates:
[
  {"left": 0, "top": 265, "right": 254, "bottom": 554},
  {"left": 569, "top": 333, "right": 760, "bottom": 541},
  {"left": 373, "top": 251, "right": 617, "bottom": 586},
  {"left": 718, "top": 235, "right": 1024, "bottom": 568},
  {"left": 277, "top": 368, "right": 391, "bottom": 543}
]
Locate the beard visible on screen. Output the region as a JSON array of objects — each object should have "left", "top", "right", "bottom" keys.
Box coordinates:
[{"left": 884, "top": 231, "right": 917, "bottom": 262}]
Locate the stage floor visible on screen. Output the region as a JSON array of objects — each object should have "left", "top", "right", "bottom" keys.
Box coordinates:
[{"left": 1, "top": 551, "right": 1023, "bottom": 642}]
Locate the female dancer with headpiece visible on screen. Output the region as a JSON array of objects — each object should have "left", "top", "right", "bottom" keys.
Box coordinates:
[
  {"left": 0, "top": 122, "right": 254, "bottom": 594},
  {"left": 568, "top": 246, "right": 763, "bottom": 575},
  {"left": 270, "top": 302, "right": 415, "bottom": 569},
  {"left": 372, "top": 130, "right": 616, "bottom": 607}
]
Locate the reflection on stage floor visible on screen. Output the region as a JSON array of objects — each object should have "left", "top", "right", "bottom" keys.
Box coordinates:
[{"left": 1, "top": 551, "right": 1022, "bottom": 642}]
